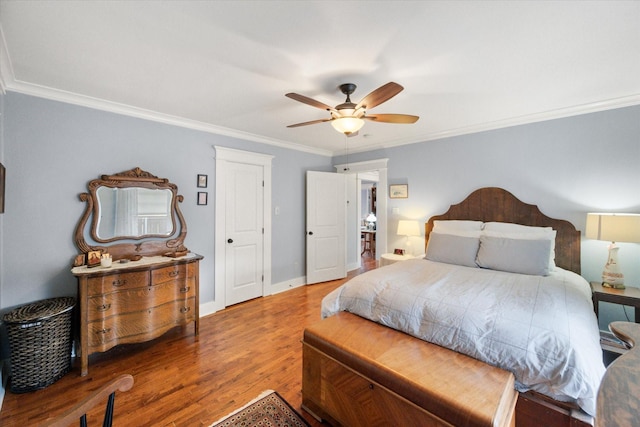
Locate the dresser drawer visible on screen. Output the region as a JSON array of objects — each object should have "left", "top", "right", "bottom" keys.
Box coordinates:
[
  {"left": 87, "top": 297, "right": 197, "bottom": 350},
  {"left": 87, "top": 270, "right": 150, "bottom": 295},
  {"left": 87, "top": 278, "right": 197, "bottom": 321},
  {"left": 151, "top": 262, "right": 195, "bottom": 285}
]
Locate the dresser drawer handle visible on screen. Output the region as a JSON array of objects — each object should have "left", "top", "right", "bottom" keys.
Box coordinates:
[
  {"left": 112, "top": 279, "right": 127, "bottom": 287},
  {"left": 180, "top": 286, "right": 190, "bottom": 293},
  {"left": 169, "top": 270, "right": 180, "bottom": 278},
  {"left": 98, "top": 328, "right": 111, "bottom": 335},
  {"left": 180, "top": 306, "right": 191, "bottom": 313},
  {"left": 97, "top": 303, "right": 111, "bottom": 311}
]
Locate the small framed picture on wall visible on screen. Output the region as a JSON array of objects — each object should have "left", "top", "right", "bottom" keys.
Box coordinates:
[
  {"left": 197, "top": 192, "right": 208, "bottom": 205},
  {"left": 389, "top": 184, "right": 408, "bottom": 199},
  {"left": 197, "top": 174, "right": 208, "bottom": 188}
]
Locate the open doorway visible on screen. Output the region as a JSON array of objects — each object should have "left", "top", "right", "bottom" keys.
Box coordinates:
[
  {"left": 360, "top": 173, "right": 378, "bottom": 262},
  {"left": 334, "top": 158, "right": 388, "bottom": 272}
]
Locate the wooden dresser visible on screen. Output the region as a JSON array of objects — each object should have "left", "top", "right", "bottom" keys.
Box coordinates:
[{"left": 72, "top": 253, "right": 202, "bottom": 376}]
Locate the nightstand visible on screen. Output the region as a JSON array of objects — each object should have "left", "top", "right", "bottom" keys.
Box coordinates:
[
  {"left": 591, "top": 282, "right": 640, "bottom": 356},
  {"left": 591, "top": 282, "right": 640, "bottom": 324},
  {"left": 380, "top": 253, "right": 414, "bottom": 266}
]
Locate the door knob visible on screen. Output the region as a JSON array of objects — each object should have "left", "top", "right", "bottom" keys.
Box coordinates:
[{"left": 227, "top": 238, "right": 233, "bottom": 243}]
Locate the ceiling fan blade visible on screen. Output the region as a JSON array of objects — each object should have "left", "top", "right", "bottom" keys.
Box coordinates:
[
  {"left": 285, "top": 93, "right": 334, "bottom": 111},
  {"left": 286, "top": 118, "right": 331, "bottom": 128},
  {"left": 363, "top": 114, "right": 419, "bottom": 124},
  {"left": 355, "top": 82, "right": 403, "bottom": 110}
]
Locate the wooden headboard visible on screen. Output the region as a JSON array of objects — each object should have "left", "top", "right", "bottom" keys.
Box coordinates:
[{"left": 425, "top": 187, "right": 581, "bottom": 274}]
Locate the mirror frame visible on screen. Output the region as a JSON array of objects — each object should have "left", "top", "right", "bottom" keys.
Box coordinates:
[{"left": 74, "top": 167, "right": 189, "bottom": 260}]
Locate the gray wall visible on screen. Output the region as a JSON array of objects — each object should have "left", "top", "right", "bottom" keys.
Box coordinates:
[
  {"left": 335, "top": 105, "right": 640, "bottom": 329},
  {"left": 1, "top": 92, "right": 639, "bottom": 334},
  {"left": 0, "top": 92, "right": 332, "bottom": 313}
]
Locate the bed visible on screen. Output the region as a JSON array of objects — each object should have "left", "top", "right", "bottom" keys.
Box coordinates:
[{"left": 308, "top": 187, "right": 605, "bottom": 427}]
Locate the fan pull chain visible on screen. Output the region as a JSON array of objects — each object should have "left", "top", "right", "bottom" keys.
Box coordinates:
[{"left": 343, "top": 134, "right": 350, "bottom": 172}]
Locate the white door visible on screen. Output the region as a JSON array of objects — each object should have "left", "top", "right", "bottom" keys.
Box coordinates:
[
  {"left": 306, "top": 171, "right": 347, "bottom": 284},
  {"left": 225, "top": 162, "right": 264, "bottom": 305}
]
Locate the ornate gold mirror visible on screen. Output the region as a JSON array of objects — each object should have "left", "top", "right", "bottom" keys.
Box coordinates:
[{"left": 74, "top": 167, "right": 189, "bottom": 261}]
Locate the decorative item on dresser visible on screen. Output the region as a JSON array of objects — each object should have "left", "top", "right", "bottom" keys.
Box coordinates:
[{"left": 72, "top": 167, "right": 203, "bottom": 376}]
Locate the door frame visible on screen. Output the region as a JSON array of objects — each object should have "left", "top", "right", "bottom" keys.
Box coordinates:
[
  {"left": 334, "top": 158, "right": 388, "bottom": 265},
  {"left": 214, "top": 146, "right": 273, "bottom": 312}
]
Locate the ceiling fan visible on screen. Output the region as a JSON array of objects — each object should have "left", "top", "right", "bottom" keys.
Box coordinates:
[{"left": 285, "top": 82, "right": 419, "bottom": 136}]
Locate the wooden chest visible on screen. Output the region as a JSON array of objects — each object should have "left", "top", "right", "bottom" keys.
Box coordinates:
[
  {"left": 302, "top": 312, "right": 517, "bottom": 427},
  {"left": 73, "top": 254, "right": 202, "bottom": 376}
]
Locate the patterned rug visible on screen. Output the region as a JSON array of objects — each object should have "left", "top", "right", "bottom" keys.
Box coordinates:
[{"left": 210, "top": 390, "right": 310, "bottom": 427}]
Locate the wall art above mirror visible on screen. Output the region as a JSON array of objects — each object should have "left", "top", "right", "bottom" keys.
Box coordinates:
[{"left": 74, "top": 167, "right": 189, "bottom": 262}]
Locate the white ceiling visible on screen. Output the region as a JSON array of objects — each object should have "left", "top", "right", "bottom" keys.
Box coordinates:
[{"left": 1, "top": 1, "right": 639, "bottom": 156}]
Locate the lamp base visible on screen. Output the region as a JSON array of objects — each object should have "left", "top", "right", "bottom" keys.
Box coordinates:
[{"left": 602, "top": 244, "right": 625, "bottom": 289}]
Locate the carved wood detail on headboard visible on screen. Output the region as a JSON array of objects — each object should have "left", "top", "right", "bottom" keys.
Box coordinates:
[{"left": 425, "top": 187, "right": 581, "bottom": 274}]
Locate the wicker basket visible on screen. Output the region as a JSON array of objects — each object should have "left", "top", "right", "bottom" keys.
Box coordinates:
[{"left": 3, "top": 297, "right": 75, "bottom": 393}]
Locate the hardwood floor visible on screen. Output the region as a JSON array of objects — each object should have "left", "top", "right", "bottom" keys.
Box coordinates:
[{"left": 0, "top": 257, "right": 377, "bottom": 427}]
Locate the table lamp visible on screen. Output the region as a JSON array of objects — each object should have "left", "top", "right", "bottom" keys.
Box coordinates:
[
  {"left": 366, "top": 213, "right": 377, "bottom": 230},
  {"left": 586, "top": 213, "right": 640, "bottom": 289},
  {"left": 397, "top": 220, "right": 420, "bottom": 256}
]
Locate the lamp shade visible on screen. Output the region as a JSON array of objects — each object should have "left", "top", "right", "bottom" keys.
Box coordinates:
[
  {"left": 397, "top": 220, "right": 420, "bottom": 237},
  {"left": 586, "top": 213, "right": 640, "bottom": 243},
  {"left": 366, "top": 213, "right": 377, "bottom": 223},
  {"left": 331, "top": 117, "right": 364, "bottom": 135}
]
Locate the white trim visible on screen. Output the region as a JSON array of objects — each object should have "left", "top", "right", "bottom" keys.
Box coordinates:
[
  {"left": 342, "top": 94, "right": 640, "bottom": 155},
  {"left": 214, "top": 146, "right": 273, "bottom": 312},
  {"left": 199, "top": 275, "right": 307, "bottom": 317},
  {"left": 347, "top": 261, "right": 360, "bottom": 272},
  {"left": 199, "top": 301, "right": 218, "bottom": 319},
  {"left": 1, "top": 77, "right": 332, "bottom": 156},
  {"left": 268, "top": 275, "right": 307, "bottom": 295}
]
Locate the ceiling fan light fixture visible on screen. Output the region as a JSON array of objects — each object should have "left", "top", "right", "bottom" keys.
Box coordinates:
[{"left": 331, "top": 117, "right": 364, "bottom": 135}]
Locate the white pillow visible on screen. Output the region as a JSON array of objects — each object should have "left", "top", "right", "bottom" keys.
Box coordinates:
[
  {"left": 482, "top": 222, "right": 556, "bottom": 270},
  {"left": 425, "top": 232, "right": 480, "bottom": 268},
  {"left": 432, "top": 220, "right": 483, "bottom": 237},
  {"left": 476, "top": 236, "right": 553, "bottom": 276},
  {"left": 483, "top": 222, "right": 554, "bottom": 237}
]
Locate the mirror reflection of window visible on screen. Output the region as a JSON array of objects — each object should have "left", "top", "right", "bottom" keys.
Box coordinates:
[
  {"left": 96, "top": 187, "right": 173, "bottom": 240},
  {"left": 136, "top": 189, "right": 172, "bottom": 235}
]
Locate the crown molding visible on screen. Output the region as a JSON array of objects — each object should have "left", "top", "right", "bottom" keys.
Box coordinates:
[
  {"left": 7, "top": 75, "right": 639, "bottom": 159},
  {"left": 338, "top": 94, "right": 640, "bottom": 156},
  {"left": 2, "top": 77, "right": 334, "bottom": 157}
]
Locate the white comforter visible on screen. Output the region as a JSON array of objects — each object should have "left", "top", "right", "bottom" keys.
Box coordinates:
[{"left": 322, "top": 258, "right": 605, "bottom": 416}]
